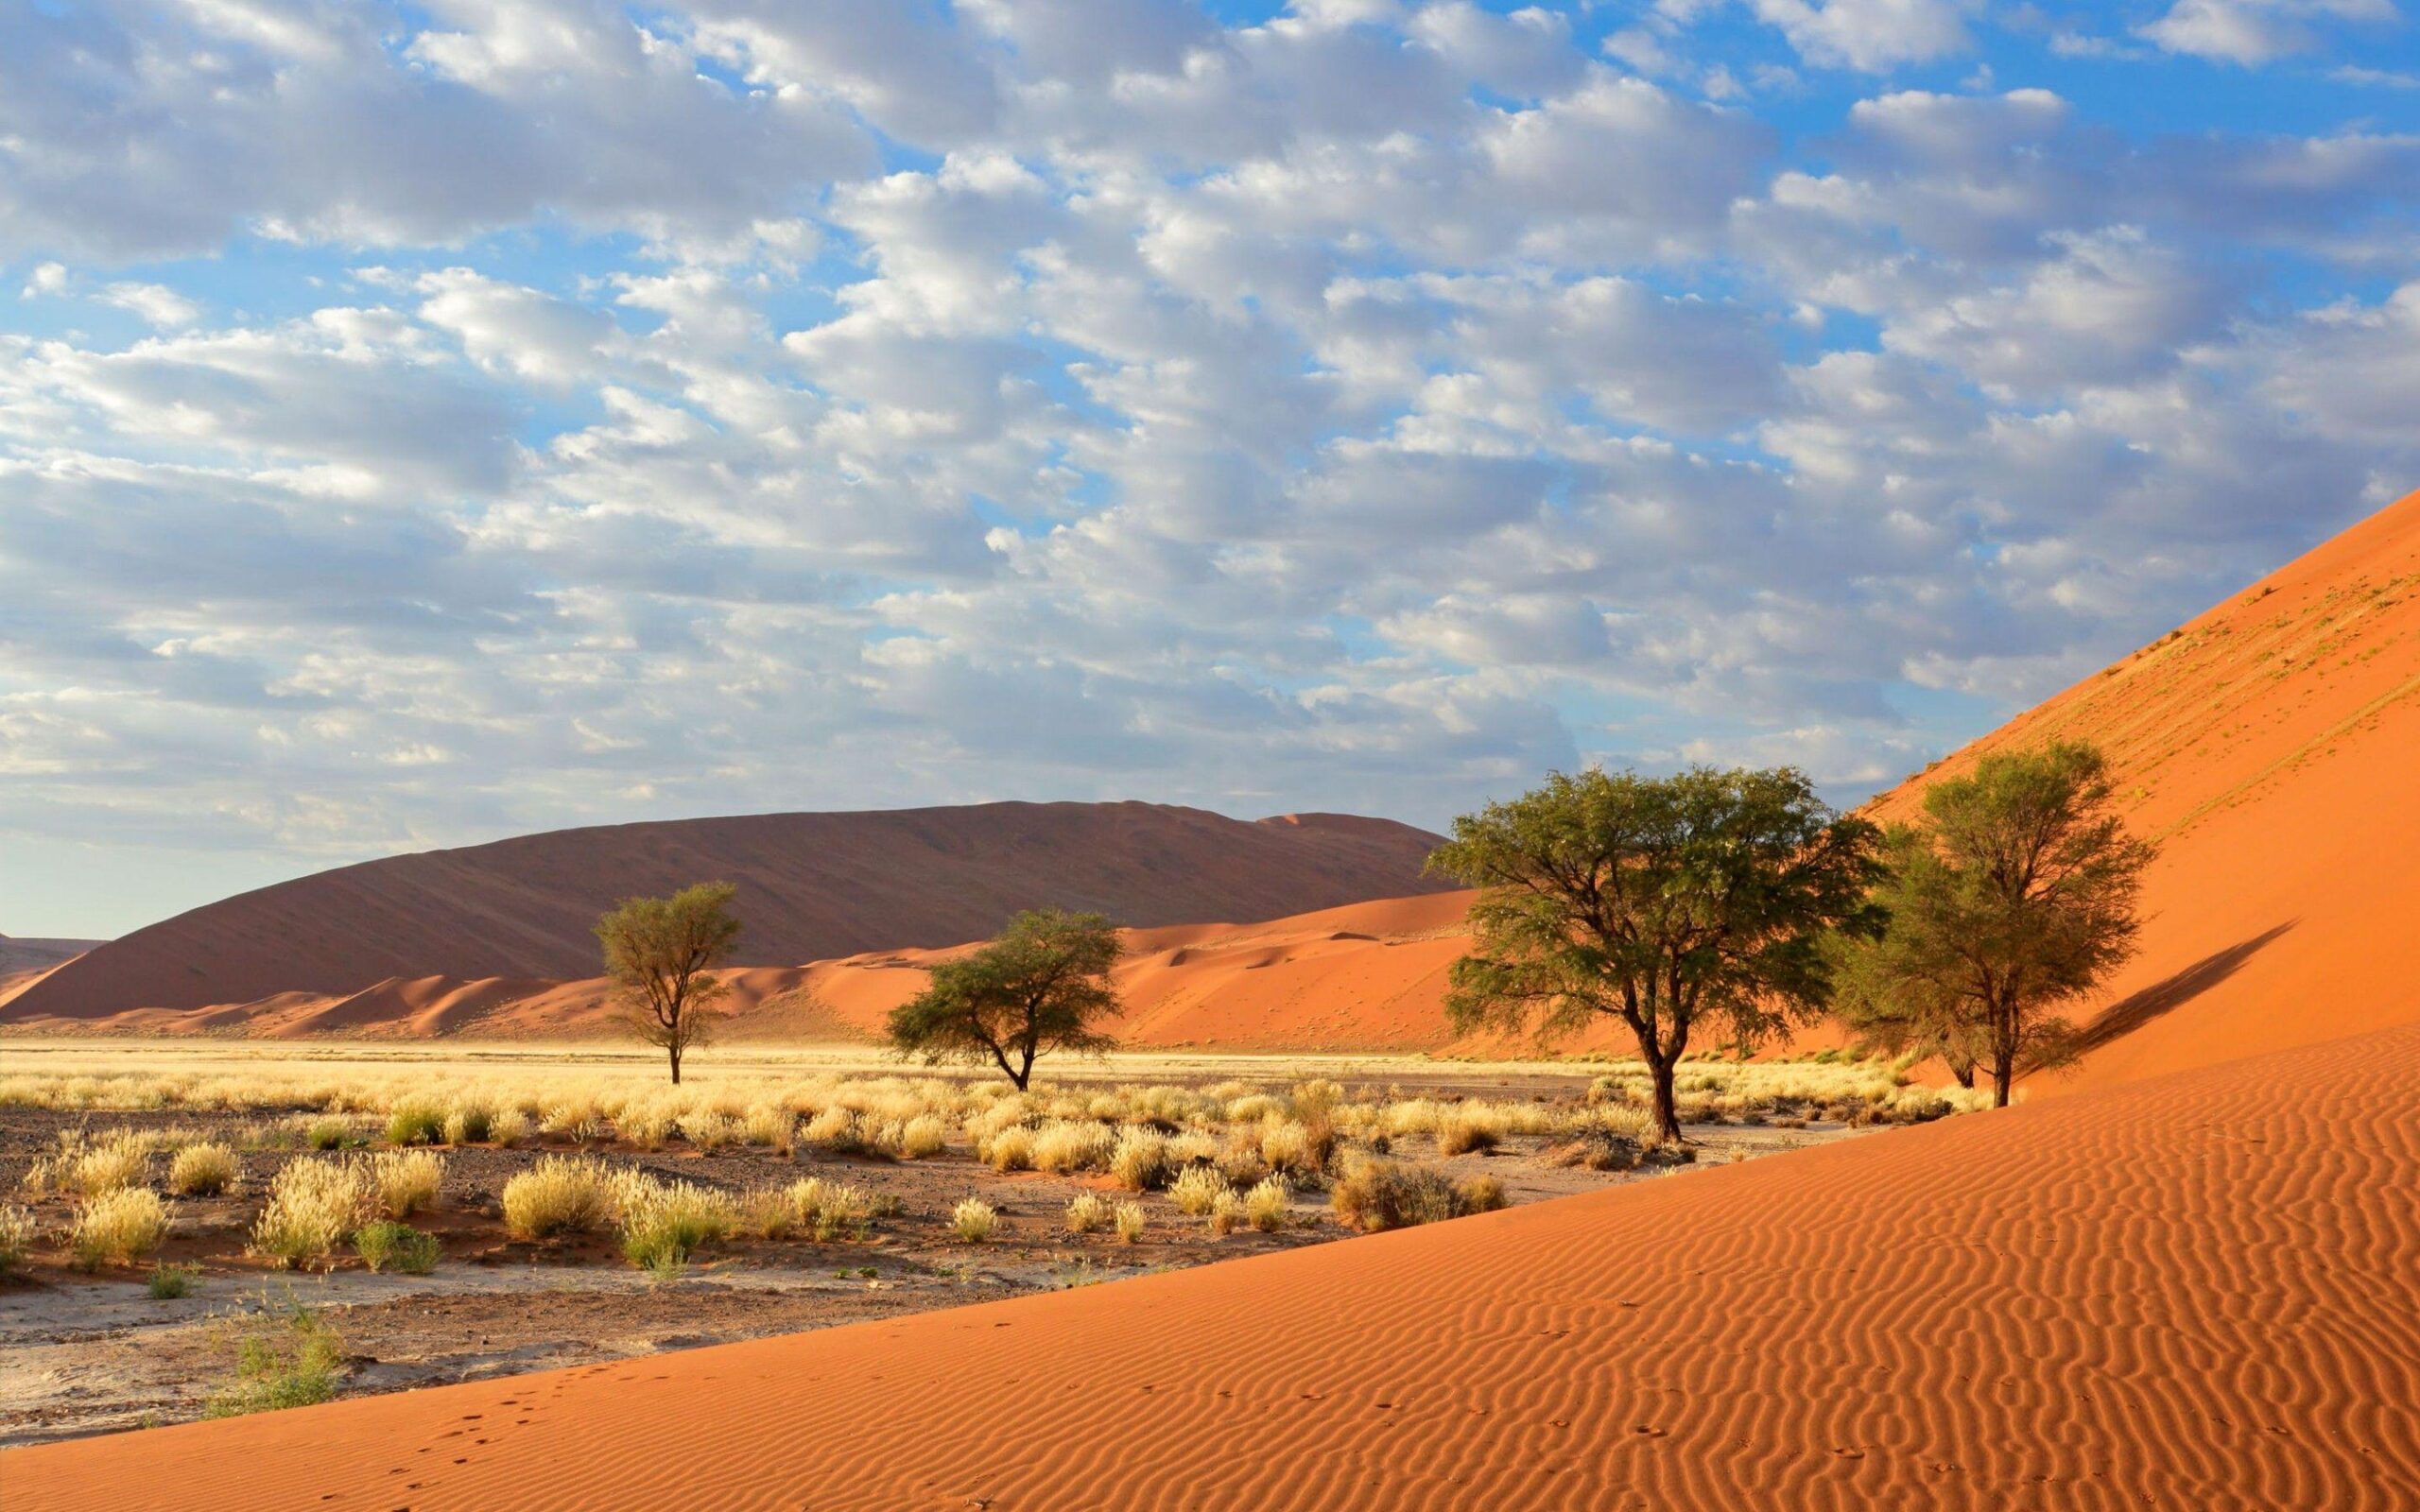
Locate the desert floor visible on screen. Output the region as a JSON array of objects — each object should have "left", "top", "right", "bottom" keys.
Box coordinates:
[{"left": 1, "top": 1040, "right": 1913, "bottom": 1444}]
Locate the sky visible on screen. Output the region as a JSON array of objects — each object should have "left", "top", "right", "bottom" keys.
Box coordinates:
[{"left": 2, "top": 0, "right": 2416, "bottom": 940}]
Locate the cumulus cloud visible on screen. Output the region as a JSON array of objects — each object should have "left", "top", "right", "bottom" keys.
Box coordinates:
[{"left": 0, "top": 0, "right": 2415, "bottom": 929}]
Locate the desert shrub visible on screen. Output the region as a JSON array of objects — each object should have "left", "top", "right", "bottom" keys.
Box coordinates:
[
  {"left": 980, "top": 1125, "right": 1035, "bottom": 1173},
  {"left": 680, "top": 1110, "right": 742, "bottom": 1152},
  {"left": 149, "top": 1263, "right": 198, "bottom": 1299},
  {"left": 1225, "top": 1092, "right": 1286, "bottom": 1124},
  {"left": 30, "top": 1130, "right": 149, "bottom": 1196},
  {"left": 1114, "top": 1201, "right": 1146, "bottom": 1244},
  {"left": 369, "top": 1149, "right": 444, "bottom": 1217},
  {"left": 383, "top": 1099, "right": 445, "bottom": 1146},
  {"left": 501, "top": 1156, "right": 610, "bottom": 1240},
  {"left": 1031, "top": 1120, "right": 1115, "bottom": 1175},
  {"left": 1329, "top": 1158, "right": 1504, "bottom": 1233},
  {"left": 1243, "top": 1176, "right": 1291, "bottom": 1232},
  {"left": 488, "top": 1106, "right": 532, "bottom": 1146},
  {"left": 353, "top": 1221, "right": 441, "bottom": 1275},
  {"left": 803, "top": 1106, "right": 860, "bottom": 1152},
  {"left": 951, "top": 1197, "right": 996, "bottom": 1243},
  {"left": 0, "top": 1204, "right": 34, "bottom": 1274},
  {"left": 898, "top": 1114, "right": 948, "bottom": 1160},
  {"left": 1167, "top": 1163, "right": 1231, "bottom": 1217},
  {"left": 1064, "top": 1193, "right": 1109, "bottom": 1234},
  {"left": 1435, "top": 1108, "right": 1502, "bottom": 1157},
  {"left": 539, "top": 1096, "right": 603, "bottom": 1142},
  {"left": 302, "top": 1116, "right": 353, "bottom": 1151},
  {"left": 205, "top": 1296, "right": 342, "bottom": 1418},
  {"left": 617, "top": 1178, "right": 736, "bottom": 1277},
  {"left": 251, "top": 1159, "right": 369, "bottom": 1269},
  {"left": 619, "top": 1101, "right": 679, "bottom": 1150},
  {"left": 1207, "top": 1190, "right": 1244, "bottom": 1236},
  {"left": 752, "top": 1177, "right": 870, "bottom": 1242},
  {"left": 1256, "top": 1119, "right": 1322, "bottom": 1177},
  {"left": 72, "top": 1187, "right": 171, "bottom": 1269},
  {"left": 168, "top": 1143, "right": 240, "bottom": 1196},
  {"left": 742, "top": 1105, "right": 795, "bottom": 1153},
  {"left": 1213, "top": 1131, "right": 1268, "bottom": 1188},
  {"left": 1109, "top": 1128, "right": 1168, "bottom": 1192},
  {"left": 441, "top": 1103, "right": 492, "bottom": 1145}
]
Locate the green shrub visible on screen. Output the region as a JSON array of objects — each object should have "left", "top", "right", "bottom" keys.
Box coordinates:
[
  {"left": 384, "top": 1101, "right": 445, "bottom": 1146},
  {"left": 149, "top": 1263, "right": 199, "bottom": 1299},
  {"left": 205, "top": 1295, "right": 343, "bottom": 1418},
  {"left": 353, "top": 1221, "right": 441, "bottom": 1275}
]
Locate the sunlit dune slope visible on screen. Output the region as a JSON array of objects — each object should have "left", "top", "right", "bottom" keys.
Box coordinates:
[
  {"left": 16, "top": 1022, "right": 2416, "bottom": 1511},
  {"left": 0, "top": 802, "right": 1449, "bottom": 1023},
  {"left": 1862, "top": 485, "right": 2420, "bottom": 1091}
]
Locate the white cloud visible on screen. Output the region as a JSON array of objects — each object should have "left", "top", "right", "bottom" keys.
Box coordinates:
[
  {"left": 1750, "top": 0, "right": 1978, "bottom": 72},
  {"left": 2139, "top": 0, "right": 2399, "bottom": 65}
]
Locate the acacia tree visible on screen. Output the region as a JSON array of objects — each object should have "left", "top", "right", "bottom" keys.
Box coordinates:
[
  {"left": 1428, "top": 766, "right": 1884, "bottom": 1144},
  {"left": 1833, "top": 742, "right": 2154, "bottom": 1107},
  {"left": 887, "top": 907, "right": 1122, "bottom": 1091},
  {"left": 595, "top": 881, "right": 742, "bottom": 1085}
]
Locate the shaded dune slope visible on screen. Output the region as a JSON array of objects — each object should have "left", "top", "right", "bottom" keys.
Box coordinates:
[
  {"left": 17, "top": 1022, "right": 2417, "bottom": 1510},
  {"left": 1, "top": 803, "right": 1449, "bottom": 1023}
]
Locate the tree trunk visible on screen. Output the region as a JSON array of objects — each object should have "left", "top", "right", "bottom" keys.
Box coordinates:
[
  {"left": 668, "top": 1041, "right": 683, "bottom": 1085},
  {"left": 1949, "top": 1061, "right": 1975, "bottom": 1090},
  {"left": 1647, "top": 1055, "right": 1683, "bottom": 1145},
  {"left": 1990, "top": 1041, "right": 2014, "bottom": 1108}
]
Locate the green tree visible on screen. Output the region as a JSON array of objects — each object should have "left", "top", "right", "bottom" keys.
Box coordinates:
[
  {"left": 887, "top": 908, "right": 1123, "bottom": 1090},
  {"left": 595, "top": 881, "right": 742, "bottom": 1085},
  {"left": 1833, "top": 742, "right": 2154, "bottom": 1107},
  {"left": 1428, "top": 767, "right": 1884, "bottom": 1143}
]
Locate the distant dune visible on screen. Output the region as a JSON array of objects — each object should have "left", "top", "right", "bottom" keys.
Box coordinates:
[
  {"left": 0, "top": 933, "right": 104, "bottom": 1003},
  {"left": 21, "top": 1020, "right": 2415, "bottom": 1510},
  {"left": 0, "top": 803, "right": 1450, "bottom": 1025}
]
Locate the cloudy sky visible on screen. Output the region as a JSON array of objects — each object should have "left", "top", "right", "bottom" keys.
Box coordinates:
[{"left": 3, "top": 0, "right": 2416, "bottom": 938}]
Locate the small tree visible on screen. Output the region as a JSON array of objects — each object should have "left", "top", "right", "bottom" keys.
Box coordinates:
[
  {"left": 1428, "top": 767, "right": 1883, "bottom": 1144},
  {"left": 887, "top": 908, "right": 1122, "bottom": 1090},
  {"left": 595, "top": 881, "right": 742, "bottom": 1085},
  {"left": 1833, "top": 742, "right": 2154, "bottom": 1107}
]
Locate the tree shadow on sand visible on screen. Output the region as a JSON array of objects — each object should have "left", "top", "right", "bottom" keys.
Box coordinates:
[{"left": 2073, "top": 921, "right": 2298, "bottom": 1054}]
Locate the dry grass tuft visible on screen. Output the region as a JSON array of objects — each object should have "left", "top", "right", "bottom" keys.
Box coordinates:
[
  {"left": 898, "top": 1114, "right": 948, "bottom": 1160},
  {"left": 168, "top": 1143, "right": 241, "bottom": 1196},
  {"left": 1329, "top": 1156, "right": 1503, "bottom": 1233},
  {"left": 1114, "top": 1200, "right": 1146, "bottom": 1244},
  {"left": 72, "top": 1186, "right": 172, "bottom": 1269},
  {"left": 1109, "top": 1128, "right": 1168, "bottom": 1191},
  {"left": 368, "top": 1148, "right": 445, "bottom": 1217},
  {"left": 1243, "top": 1175, "right": 1292, "bottom": 1231},
  {"left": 951, "top": 1196, "right": 996, "bottom": 1243},
  {"left": 0, "top": 1204, "right": 35, "bottom": 1274},
  {"left": 1063, "top": 1192, "right": 1109, "bottom": 1234},
  {"left": 251, "top": 1159, "right": 370, "bottom": 1269},
  {"left": 1167, "top": 1162, "right": 1232, "bottom": 1217},
  {"left": 501, "top": 1156, "right": 610, "bottom": 1240}
]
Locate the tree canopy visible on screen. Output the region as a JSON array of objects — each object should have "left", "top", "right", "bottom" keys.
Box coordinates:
[
  {"left": 1427, "top": 766, "right": 1884, "bottom": 1143},
  {"left": 595, "top": 880, "right": 742, "bottom": 1085},
  {"left": 1833, "top": 741, "right": 2154, "bottom": 1105},
  {"left": 887, "top": 907, "right": 1123, "bottom": 1090}
]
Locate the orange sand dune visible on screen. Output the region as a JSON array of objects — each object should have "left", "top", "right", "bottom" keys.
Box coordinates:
[
  {"left": 0, "top": 803, "right": 1449, "bottom": 1023},
  {"left": 18, "top": 1021, "right": 2416, "bottom": 1510},
  {"left": 1864, "top": 486, "right": 2420, "bottom": 1091}
]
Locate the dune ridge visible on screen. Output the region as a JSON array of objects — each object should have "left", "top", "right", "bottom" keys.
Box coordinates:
[
  {"left": 1, "top": 803, "right": 1450, "bottom": 1024},
  {"left": 15, "top": 1020, "right": 2416, "bottom": 1510}
]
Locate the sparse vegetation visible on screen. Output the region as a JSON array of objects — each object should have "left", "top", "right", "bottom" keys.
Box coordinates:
[
  {"left": 1114, "top": 1200, "right": 1147, "bottom": 1244},
  {"left": 354, "top": 1221, "right": 441, "bottom": 1275},
  {"left": 501, "top": 1156, "right": 611, "bottom": 1240},
  {"left": 72, "top": 1186, "right": 172, "bottom": 1268},
  {"left": 251, "top": 1159, "right": 369, "bottom": 1269},
  {"left": 616, "top": 1177, "right": 736, "bottom": 1277},
  {"left": 167, "top": 1142, "right": 240, "bottom": 1196},
  {"left": 1064, "top": 1192, "right": 1109, "bottom": 1234},
  {"left": 951, "top": 1197, "right": 996, "bottom": 1243},
  {"left": 0, "top": 1203, "right": 35, "bottom": 1274},
  {"left": 1330, "top": 1157, "right": 1505, "bottom": 1233},
  {"left": 148, "top": 1263, "right": 198, "bottom": 1298},
  {"left": 368, "top": 1148, "right": 445, "bottom": 1217},
  {"left": 205, "top": 1294, "right": 343, "bottom": 1418}
]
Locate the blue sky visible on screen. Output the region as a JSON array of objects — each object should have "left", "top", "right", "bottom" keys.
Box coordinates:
[{"left": 2, "top": 0, "right": 2416, "bottom": 938}]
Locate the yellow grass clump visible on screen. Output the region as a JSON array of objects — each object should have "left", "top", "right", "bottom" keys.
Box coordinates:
[
  {"left": 951, "top": 1197, "right": 996, "bottom": 1243},
  {"left": 1064, "top": 1193, "right": 1109, "bottom": 1234},
  {"left": 168, "top": 1143, "right": 241, "bottom": 1196},
  {"left": 1114, "top": 1200, "right": 1146, "bottom": 1244},
  {"left": 369, "top": 1148, "right": 445, "bottom": 1217},
  {"left": 1109, "top": 1128, "right": 1168, "bottom": 1192},
  {"left": 72, "top": 1187, "right": 171, "bottom": 1269},
  {"left": 251, "top": 1158, "right": 370, "bottom": 1269},
  {"left": 1031, "top": 1120, "right": 1116, "bottom": 1174},
  {"left": 0, "top": 1204, "right": 35, "bottom": 1273},
  {"left": 1243, "top": 1175, "right": 1292, "bottom": 1231},
  {"left": 501, "top": 1156, "right": 611, "bottom": 1240},
  {"left": 1167, "top": 1163, "right": 1232, "bottom": 1217}
]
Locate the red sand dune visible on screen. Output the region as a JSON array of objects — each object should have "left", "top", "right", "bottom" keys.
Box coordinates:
[
  {"left": 0, "top": 803, "right": 1449, "bottom": 1025},
  {"left": 18, "top": 1021, "right": 2416, "bottom": 1511}
]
